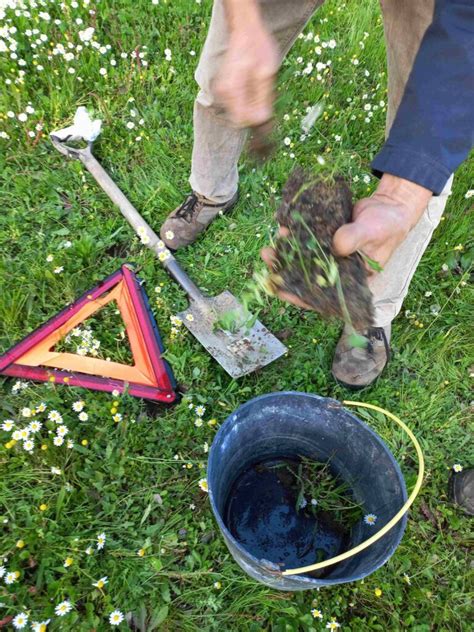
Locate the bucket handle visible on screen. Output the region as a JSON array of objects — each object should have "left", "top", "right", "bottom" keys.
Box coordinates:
[{"left": 281, "top": 400, "right": 425, "bottom": 576}]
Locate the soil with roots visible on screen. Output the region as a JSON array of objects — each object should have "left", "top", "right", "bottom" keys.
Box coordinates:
[{"left": 269, "top": 169, "right": 374, "bottom": 330}]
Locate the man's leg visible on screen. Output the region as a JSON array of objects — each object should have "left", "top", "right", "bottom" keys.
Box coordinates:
[
  {"left": 191, "top": 0, "right": 323, "bottom": 202},
  {"left": 370, "top": 0, "right": 453, "bottom": 326},
  {"left": 161, "top": 0, "right": 323, "bottom": 249},
  {"left": 333, "top": 0, "right": 453, "bottom": 387}
]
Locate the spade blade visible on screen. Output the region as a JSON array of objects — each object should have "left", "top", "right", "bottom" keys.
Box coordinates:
[{"left": 177, "top": 291, "right": 287, "bottom": 379}]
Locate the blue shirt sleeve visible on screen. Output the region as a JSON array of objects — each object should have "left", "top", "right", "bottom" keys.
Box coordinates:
[{"left": 372, "top": 0, "right": 474, "bottom": 195}]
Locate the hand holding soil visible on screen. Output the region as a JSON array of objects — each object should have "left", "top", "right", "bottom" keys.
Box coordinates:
[
  {"left": 261, "top": 169, "right": 375, "bottom": 331},
  {"left": 333, "top": 173, "right": 433, "bottom": 268}
]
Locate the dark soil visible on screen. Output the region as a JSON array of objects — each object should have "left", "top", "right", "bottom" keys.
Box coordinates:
[{"left": 270, "top": 169, "right": 374, "bottom": 329}]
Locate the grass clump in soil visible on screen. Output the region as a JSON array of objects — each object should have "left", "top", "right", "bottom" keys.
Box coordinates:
[
  {"left": 268, "top": 456, "right": 364, "bottom": 532},
  {"left": 267, "top": 168, "right": 375, "bottom": 339}
]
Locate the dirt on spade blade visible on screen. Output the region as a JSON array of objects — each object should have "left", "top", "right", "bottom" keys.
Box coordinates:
[{"left": 269, "top": 169, "right": 374, "bottom": 329}]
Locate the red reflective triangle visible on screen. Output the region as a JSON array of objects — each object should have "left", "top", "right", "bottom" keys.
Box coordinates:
[{"left": 0, "top": 266, "right": 177, "bottom": 403}]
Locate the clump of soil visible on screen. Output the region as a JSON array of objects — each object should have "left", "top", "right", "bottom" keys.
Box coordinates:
[{"left": 269, "top": 168, "right": 374, "bottom": 329}]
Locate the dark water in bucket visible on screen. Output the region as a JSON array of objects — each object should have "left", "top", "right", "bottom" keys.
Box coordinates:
[{"left": 224, "top": 457, "right": 351, "bottom": 576}]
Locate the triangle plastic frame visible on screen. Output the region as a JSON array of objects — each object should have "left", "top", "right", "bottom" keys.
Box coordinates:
[{"left": 0, "top": 265, "right": 177, "bottom": 403}]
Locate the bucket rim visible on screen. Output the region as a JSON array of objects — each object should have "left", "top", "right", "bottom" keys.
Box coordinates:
[{"left": 207, "top": 390, "right": 408, "bottom": 586}]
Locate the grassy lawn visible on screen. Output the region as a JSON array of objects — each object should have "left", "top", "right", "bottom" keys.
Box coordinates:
[{"left": 1, "top": 0, "right": 472, "bottom": 630}]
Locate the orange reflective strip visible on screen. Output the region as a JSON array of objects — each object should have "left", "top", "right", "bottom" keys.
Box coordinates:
[
  {"left": 26, "top": 352, "right": 156, "bottom": 385},
  {"left": 15, "top": 281, "right": 158, "bottom": 387}
]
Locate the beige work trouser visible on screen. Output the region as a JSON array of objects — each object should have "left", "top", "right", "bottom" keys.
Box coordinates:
[{"left": 189, "top": 0, "right": 453, "bottom": 328}]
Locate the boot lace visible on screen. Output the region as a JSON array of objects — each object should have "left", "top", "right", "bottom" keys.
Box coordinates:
[
  {"left": 175, "top": 193, "right": 202, "bottom": 223},
  {"left": 367, "top": 327, "right": 390, "bottom": 358}
]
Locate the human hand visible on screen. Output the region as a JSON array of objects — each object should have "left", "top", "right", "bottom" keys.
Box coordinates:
[
  {"left": 214, "top": 7, "right": 279, "bottom": 128},
  {"left": 261, "top": 227, "right": 316, "bottom": 311},
  {"left": 333, "top": 174, "right": 433, "bottom": 270},
  {"left": 260, "top": 175, "right": 433, "bottom": 312}
]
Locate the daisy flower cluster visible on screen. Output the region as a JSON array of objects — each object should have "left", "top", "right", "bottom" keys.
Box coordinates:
[
  {"left": 169, "top": 314, "right": 184, "bottom": 341},
  {"left": 310, "top": 606, "right": 341, "bottom": 630},
  {"left": 279, "top": 21, "right": 387, "bottom": 195},
  {"left": 187, "top": 399, "right": 217, "bottom": 430},
  {"left": 293, "top": 30, "right": 338, "bottom": 83},
  {"left": 175, "top": 398, "right": 217, "bottom": 492},
  {"left": 0, "top": 0, "right": 158, "bottom": 145},
  {"left": 1, "top": 398, "right": 91, "bottom": 454},
  {"left": 64, "top": 326, "right": 101, "bottom": 356},
  {"left": 11, "top": 379, "right": 28, "bottom": 394},
  {"left": 7, "top": 526, "right": 123, "bottom": 628},
  {"left": 109, "top": 392, "right": 123, "bottom": 423}
]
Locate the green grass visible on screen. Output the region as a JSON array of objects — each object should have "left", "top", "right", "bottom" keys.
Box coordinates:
[{"left": 0, "top": 0, "right": 473, "bottom": 630}]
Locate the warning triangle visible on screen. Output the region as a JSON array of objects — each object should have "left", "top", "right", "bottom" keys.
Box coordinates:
[{"left": 0, "top": 265, "right": 177, "bottom": 403}]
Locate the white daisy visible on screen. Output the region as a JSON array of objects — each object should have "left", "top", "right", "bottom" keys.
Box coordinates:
[
  {"left": 67, "top": 439, "right": 74, "bottom": 449},
  {"left": 1, "top": 420, "right": 14, "bottom": 431},
  {"left": 21, "top": 407, "right": 32, "bottom": 418},
  {"left": 36, "top": 402, "right": 47, "bottom": 412},
  {"left": 23, "top": 439, "right": 34, "bottom": 452},
  {"left": 195, "top": 405, "right": 206, "bottom": 417},
  {"left": 97, "top": 532, "right": 106, "bottom": 550},
  {"left": 12, "top": 613, "right": 28, "bottom": 629},
  {"left": 452, "top": 463, "right": 463, "bottom": 473},
  {"left": 92, "top": 576, "right": 108, "bottom": 589},
  {"left": 72, "top": 400, "right": 85, "bottom": 412},
  {"left": 19, "top": 428, "right": 30, "bottom": 440},
  {"left": 51, "top": 467, "right": 62, "bottom": 475},
  {"left": 364, "top": 513, "right": 378, "bottom": 526},
  {"left": 109, "top": 610, "right": 124, "bottom": 626},
  {"left": 5, "top": 571, "right": 18, "bottom": 584},
  {"left": 28, "top": 420, "right": 42, "bottom": 433},
  {"left": 57, "top": 425, "right": 69, "bottom": 437},
  {"left": 12, "top": 430, "right": 22, "bottom": 441},
  {"left": 55, "top": 600, "right": 72, "bottom": 616},
  {"left": 53, "top": 436, "right": 64, "bottom": 446},
  {"left": 0, "top": 565, "right": 5, "bottom": 578},
  {"left": 198, "top": 478, "right": 208, "bottom": 492},
  {"left": 48, "top": 410, "right": 62, "bottom": 423},
  {"left": 78, "top": 412, "right": 89, "bottom": 421}
]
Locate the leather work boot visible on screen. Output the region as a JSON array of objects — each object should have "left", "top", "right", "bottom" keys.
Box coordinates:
[
  {"left": 331, "top": 324, "right": 391, "bottom": 389},
  {"left": 160, "top": 191, "right": 238, "bottom": 250},
  {"left": 449, "top": 467, "right": 474, "bottom": 516}
]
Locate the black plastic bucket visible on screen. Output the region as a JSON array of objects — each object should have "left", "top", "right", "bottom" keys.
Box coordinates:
[{"left": 208, "top": 392, "right": 407, "bottom": 590}]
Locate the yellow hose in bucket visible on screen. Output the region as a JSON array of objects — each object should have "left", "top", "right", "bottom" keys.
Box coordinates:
[{"left": 282, "top": 401, "right": 425, "bottom": 576}]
